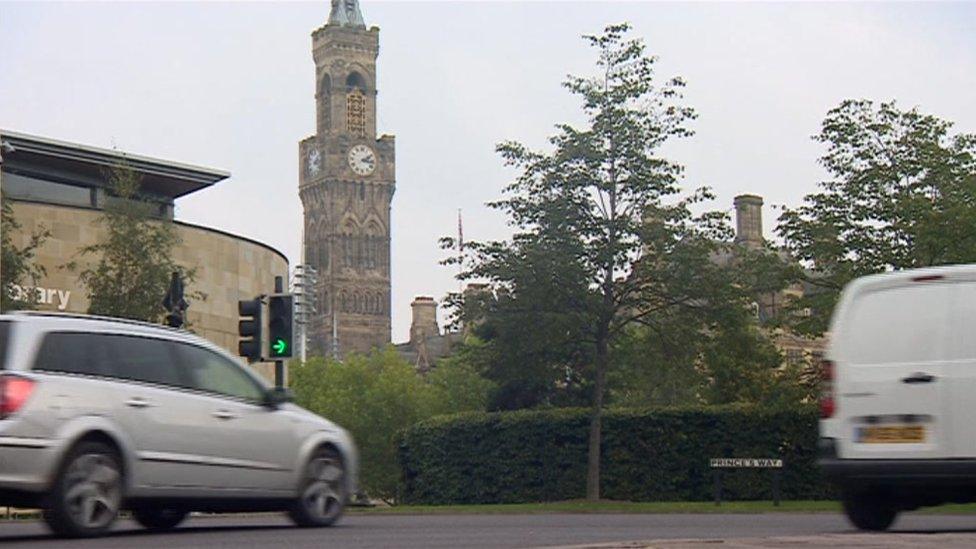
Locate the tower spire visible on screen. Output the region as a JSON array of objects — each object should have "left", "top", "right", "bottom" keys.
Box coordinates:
[{"left": 328, "top": 0, "right": 366, "bottom": 28}]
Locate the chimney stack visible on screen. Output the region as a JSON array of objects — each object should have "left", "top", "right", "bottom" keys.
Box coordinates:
[
  {"left": 733, "top": 194, "right": 764, "bottom": 249},
  {"left": 410, "top": 296, "right": 439, "bottom": 345}
]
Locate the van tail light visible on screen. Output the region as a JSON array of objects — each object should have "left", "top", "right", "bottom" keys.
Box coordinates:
[
  {"left": 0, "top": 375, "right": 37, "bottom": 419},
  {"left": 819, "top": 359, "right": 835, "bottom": 419}
]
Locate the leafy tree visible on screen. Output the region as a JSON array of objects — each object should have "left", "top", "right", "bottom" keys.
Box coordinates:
[
  {"left": 1, "top": 194, "right": 50, "bottom": 311},
  {"left": 450, "top": 24, "right": 748, "bottom": 500},
  {"left": 290, "top": 347, "right": 492, "bottom": 502},
  {"left": 445, "top": 238, "right": 595, "bottom": 411},
  {"left": 778, "top": 100, "right": 976, "bottom": 336},
  {"left": 608, "top": 244, "right": 801, "bottom": 409},
  {"left": 426, "top": 342, "right": 497, "bottom": 416},
  {"left": 66, "top": 162, "right": 199, "bottom": 321},
  {"left": 607, "top": 315, "right": 705, "bottom": 409}
]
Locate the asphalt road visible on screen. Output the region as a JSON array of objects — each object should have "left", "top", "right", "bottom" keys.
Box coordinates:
[{"left": 1, "top": 512, "right": 976, "bottom": 548}]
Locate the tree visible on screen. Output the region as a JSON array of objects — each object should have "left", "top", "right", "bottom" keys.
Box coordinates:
[
  {"left": 444, "top": 237, "right": 596, "bottom": 411},
  {"left": 452, "top": 24, "right": 742, "bottom": 500},
  {"left": 290, "top": 347, "right": 493, "bottom": 502},
  {"left": 426, "top": 344, "right": 497, "bottom": 416},
  {"left": 778, "top": 100, "right": 976, "bottom": 336},
  {"left": 67, "top": 162, "right": 199, "bottom": 322},
  {"left": 1, "top": 194, "right": 49, "bottom": 311},
  {"left": 608, "top": 242, "right": 801, "bottom": 409}
]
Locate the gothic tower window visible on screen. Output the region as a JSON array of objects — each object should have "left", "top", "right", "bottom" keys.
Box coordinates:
[
  {"left": 346, "top": 72, "right": 368, "bottom": 138},
  {"left": 346, "top": 91, "right": 366, "bottom": 138},
  {"left": 318, "top": 74, "right": 332, "bottom": 131}
]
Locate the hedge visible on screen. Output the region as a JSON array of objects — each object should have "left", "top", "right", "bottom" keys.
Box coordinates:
[{"left": 397, "top": 405, "right": 831, "bottom": 504}]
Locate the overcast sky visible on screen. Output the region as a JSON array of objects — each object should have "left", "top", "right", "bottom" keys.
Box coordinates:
[{"left": 2, "top": 1, "right": 975, "bottom": 341}]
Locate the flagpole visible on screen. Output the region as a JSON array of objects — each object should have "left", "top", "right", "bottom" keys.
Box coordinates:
[{"left": 457, "top": 208, "right": 463, "bottom": 297}]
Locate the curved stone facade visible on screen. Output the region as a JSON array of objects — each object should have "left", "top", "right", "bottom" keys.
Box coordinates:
[{"left": 5, "top": 200, "right": 288, "bottom": 382}]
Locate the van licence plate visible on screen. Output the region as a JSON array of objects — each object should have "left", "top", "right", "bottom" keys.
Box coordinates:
[{"left": 857, "top": 425, "right": 926, "bottom": 444}]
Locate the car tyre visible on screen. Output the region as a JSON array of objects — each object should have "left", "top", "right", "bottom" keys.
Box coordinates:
[
  {"left": 288, "top": 446, "right": 346, "bottom": 527},
  {"left": 132, "top": 506, "right": 188, "bottom": 531},
  {"left": 43, "top": 441, "right": 123, "bottom": 538},
  {"left": 842, "top": 489, "right": 898, "bottom": 531}
]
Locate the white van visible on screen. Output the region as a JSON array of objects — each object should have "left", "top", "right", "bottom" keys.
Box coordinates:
[{"left": 819, "top": 265, "right": 976, "bottom": 531}]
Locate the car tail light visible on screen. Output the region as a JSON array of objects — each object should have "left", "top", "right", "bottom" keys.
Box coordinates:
[
  {"left": 0, "top": 375, "right": 36, "bottom": 419},
  {"left": 819, "top": 359, "right": 835, "bottom": 419}
]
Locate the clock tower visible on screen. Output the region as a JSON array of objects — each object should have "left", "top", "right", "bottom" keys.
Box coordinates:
[{"left": 299, "top": 0, "right": 394, "bottom": 358}]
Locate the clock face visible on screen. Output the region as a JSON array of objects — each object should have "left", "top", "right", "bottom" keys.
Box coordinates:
[
  {"left": 306, "top": 149, "right": 322, "bottom": 177},
  {"left": 347, "top": 144, "right": 376, "bottom": 176}
]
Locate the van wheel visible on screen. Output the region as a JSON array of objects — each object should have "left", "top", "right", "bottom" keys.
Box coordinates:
[
  {"left": 132, "top": 507, "right": 188, "bottom": 531},
  {"left": 842, "top": 489, "right": 898, "bottom": 531},
  {"left": 43, "top": 441, "right": 123, "bottom": 538},
  {"left": 288, "top": 447, "right": 346, "bottom": 527}
]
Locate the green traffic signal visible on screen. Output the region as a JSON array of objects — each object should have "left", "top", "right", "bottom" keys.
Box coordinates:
[
  {"left": 267, "top": 294, "right": 294, "bottom": 359},
  {"left": 272, "top": 338, "right": 288, "bottom": 355}
]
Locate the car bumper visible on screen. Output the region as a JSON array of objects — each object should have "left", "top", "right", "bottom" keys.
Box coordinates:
[
  {"left": 0, "top": 437, "right": 57, "bottom": 493},
  {"left": 818, "top": 437, "right": 976, "bottom": 485}
]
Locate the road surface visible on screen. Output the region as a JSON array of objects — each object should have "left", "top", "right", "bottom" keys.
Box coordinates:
[{"left": 1, "top": 512, "right": 975, "bottom": 548}]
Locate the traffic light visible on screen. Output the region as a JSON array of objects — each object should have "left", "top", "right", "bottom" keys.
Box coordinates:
[
  {"left": 238, "top": 297, "right": 264, "bottom": 362},
  {"left": 267, "top": 293, "right": 294, "bottom": 359}
]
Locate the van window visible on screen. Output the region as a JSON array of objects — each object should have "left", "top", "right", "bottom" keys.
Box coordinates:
[
  {"left": 173, "top": 343, "right": 264, "bottom": 403},
  {"left": 102, "top": 335, "right": 184, "bottom": 387},
  {"left": 0, "top": 321, "right": 9, "bottom": 369},
  {"left": 33, "top": 332, "right": 111, "bottom": 376},
  {"left": 844, "top": 284, "right": 947, "bottom": 365}
]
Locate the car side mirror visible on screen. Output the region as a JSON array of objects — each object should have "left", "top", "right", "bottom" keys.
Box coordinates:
[{"left": 263, "top": 387, "right": 293, "bottom": 408}]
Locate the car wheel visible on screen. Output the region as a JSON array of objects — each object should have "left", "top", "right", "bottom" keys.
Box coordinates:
[
  {"left": 132, "top": 506, "right": 188, "bottom": 531},
  {"left": 842, "top": 489, "right": 898, "bottom": 531},
  {"left": 288, "top": 447, "right": 346, "bottom": 527},
  {"left": 43, "top": 441, "right": 123, "bottom": 538}
]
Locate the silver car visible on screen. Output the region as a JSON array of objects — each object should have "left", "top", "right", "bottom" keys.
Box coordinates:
[{"left": 0, "top": 312, "right": 357, "bottom": 537}]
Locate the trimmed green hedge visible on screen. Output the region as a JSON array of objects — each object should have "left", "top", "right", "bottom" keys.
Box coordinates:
[{"left": 397, "top": 405, "right": 831, "bottom": 504}]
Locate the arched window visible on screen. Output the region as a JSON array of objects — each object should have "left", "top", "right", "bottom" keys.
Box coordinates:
[
  {"left": 318, "top": 240, "right": 329, "bottom": 271},
  {"left": 346, "top": 71, "right": 367, "bottom": 91},
  {"left": 319, "top": 74, "right": 332, "bottom": 130}
]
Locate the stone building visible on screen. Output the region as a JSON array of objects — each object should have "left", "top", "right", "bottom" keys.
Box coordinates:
[
  {"left": 728, "top": 194, "right": 826, "bottom": 367},
  {"left": 299, "top": 0, "right": 394, "bottom": 359},
  {"left": 0, "top": 130, "right": 289, "bottom": 382},
  {"left": 394, "top": 297, "right": 464, "bottom": 373}
]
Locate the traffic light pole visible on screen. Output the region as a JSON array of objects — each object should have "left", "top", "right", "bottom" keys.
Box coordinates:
[{"left": 274, "top": 276, "right": 284, "bottom": 389}]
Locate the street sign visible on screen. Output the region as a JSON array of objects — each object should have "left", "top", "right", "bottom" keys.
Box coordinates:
[{"left": 709, "top": 458, "right": 783, "bottom": 468}]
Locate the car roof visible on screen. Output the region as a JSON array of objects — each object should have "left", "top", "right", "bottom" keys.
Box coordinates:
[
  {"left": 0, "top": 311, "right": 206, "bottom": 346},
  {"left": 0, "top": 311, "right": 265, "bottom": 384}
]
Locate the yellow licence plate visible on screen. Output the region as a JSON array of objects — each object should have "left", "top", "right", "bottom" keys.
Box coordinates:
[{"left": 858, "top": 425, "right": 926, "bottom": 444}]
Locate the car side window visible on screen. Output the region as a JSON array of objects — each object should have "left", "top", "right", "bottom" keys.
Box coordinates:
[
  {"left": 33, "top": 332, "right": 111, "bottom": 377},
  {"left": 175, "top": 344, "right": 265, "bottom": 403},
  {"left": 102, "top": 334, "right": 185, "bottom": 387}
]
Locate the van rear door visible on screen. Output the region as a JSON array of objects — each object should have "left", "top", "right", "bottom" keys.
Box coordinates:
[
  {"left": 946, "top": 281, "right": 976, "bottom": 457},
  {"left": 835, "top": 281, "right": 950, "bottom": 459}
]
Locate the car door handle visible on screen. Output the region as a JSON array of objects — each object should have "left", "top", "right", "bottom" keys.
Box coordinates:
[
  {"left": 902, "top": 372, "right": 936, "bottom": 384},
  {"left": 125, "top": 397, "right": 152, "bottom": 408},
  {"left": 212, "top": 410, "right": 238, "bottom": 420}
]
